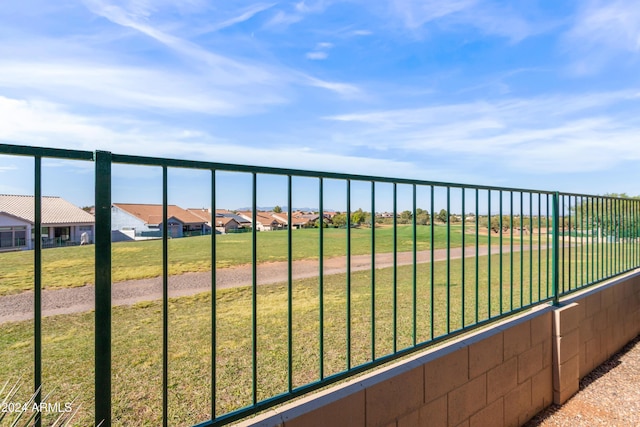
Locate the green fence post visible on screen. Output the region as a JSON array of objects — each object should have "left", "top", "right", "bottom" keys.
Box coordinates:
[
  {"left": 94, "top": 151, "right": 112, "bottom": 427},
  {"left": 34, "top": 156, "right": 42, "bottom": 427},
  {"left": 552, "top": 192, "right": 560, "bottom": 305}
]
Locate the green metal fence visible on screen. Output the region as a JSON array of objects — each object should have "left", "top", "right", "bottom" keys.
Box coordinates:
[{"left": 0, "top": 143, "right": 639, "bottom": 426}]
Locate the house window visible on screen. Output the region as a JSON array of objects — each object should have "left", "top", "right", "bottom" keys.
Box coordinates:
[
  {"left": 0, "top": 226, "right": 28, "bottom": 249},
  {"left": 55, "top": 227, "right": 70, "bottom": 242}
]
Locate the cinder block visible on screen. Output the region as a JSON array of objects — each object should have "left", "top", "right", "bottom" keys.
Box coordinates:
[
  {"left": 530, "top": 312, "right": 551, "bottom": 346},
  {"left": 575, "top": 300, "right": 586, "bottom": 323},
  {"left": 531, "top": 365, "right": 553, "bottom": 410},
  {"left": 593, "top": 310, "right": 607, "bottom": 332},
  {"left": 542, "top": 339, "right": 552, "bottom": 369},
  {"left": 601, "top": 287, "right": 615, "bottom": 309},
  {"left": 503, "top": 321, "right": 531, "bottom": 360},
  {"left": 469, "top": 332, "right": 503, "bottom": 379},
  {"left": 554, "top": 328, "right": 579, "bottom": 366},
  {"left": 553, "top": 388, "right": 577, "bottom": 405},
  {"left": 518, "top": 343, "right": 543, "bottom": 384},
  {"left": 503, "top": 379, "right": 531, "bottom": 427},
  {"left": 284, "top": 390, "right": 365, "bottom": 427},
  {"left": 553, "top": 355, "right": 579, "bottom": 404},
  {"left": 366, "top": 366, "right": 424, "bottom": 427},
  {"left": 487, "top": 357, "right": 518, "bottom": 404},
  {"left": 424, "top": 347, "right": 468, "bottom": 403},
  {"left": 585, "top": 293, "right": 601, "bottom": 317},
  {"left": 580, "top": 316, "right": 595, "bottom": 342},
  {"left": 396, "top": 409, "right": 419, "bottom": 427},
  {"left": 553, "top": 302, "right": 580, "bottom": 337},
  {"left": 470, "top": 397, "right": 503, "bottom": 427},
  {"left": 418, "top": 395, "right": 447, "bottom": 427},
  {"left": 448, "top": 374, "right": 487, "bottom": 426}
]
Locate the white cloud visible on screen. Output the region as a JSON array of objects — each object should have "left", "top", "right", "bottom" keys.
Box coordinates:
[
  {"left": 306, "top": 51, "right": 329, "bottom": 60},
  {"left": 565, "top": 0, "right": 640, "bottom": 73},
  {"left": 0, "top": 95, "right": 430, "bottom": 181},
  {"left": 197, "top": 3, "right": 276, "bottom": 33},
  {"left": 324, "top": 91, "right": 640, "bottom": 173},
  {"left": 79, "top": 0, "right": 358, "bottom": 99},
  {"left": 386, "top": 0, "right": 548, "bottom": 42}
]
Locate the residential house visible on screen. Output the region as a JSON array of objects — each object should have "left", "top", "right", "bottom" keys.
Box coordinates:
[
  {"left": 0, "top": 194, "right": 95, "bottom": 251},
  {"left": 215, "top": 209, "right": 252, "bottom": 228},
  {"left": 237, "top": 211, "right": 285, "bottom": 231},
  {"left": 272, "top": 212, "right": 311, "bottom": 229},
  {"left": 111, "top": 203, "right": 209, "bottom": 241}
]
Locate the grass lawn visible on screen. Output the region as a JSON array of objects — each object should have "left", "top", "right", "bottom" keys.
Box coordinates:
[
  {"left": 0, "top": 251, "right": 556, "bottom": 426},
  {"left": 0, "top": 224, "right": 504, "bottom": 296}
]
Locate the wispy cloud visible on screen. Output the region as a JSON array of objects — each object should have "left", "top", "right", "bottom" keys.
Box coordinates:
[
  {"left": 306, "top": 41, "right": 333, "bottom": 60},
  {"left": 306, "top": 51, "right": 328, "bottom": 60},
  {"left": 195, "top": 3, "right": 276, "bottom": 34},
  {"left": 565, "top": 0, "right": 640, "bottom": 73},
  {"left": 325, "top": 91, "right": 640, "bottom": 173},
  {"left": 391, "top": 0, "right": 477, "bottom": 28},
  {"left": 387, "top": 0, "right": 550, "bottom": 42},
  {"left": 80, "top": 0, "right": 358, "bottom": 98},
  {"left": 0, "top": 95, "right": 426, "bottom": 180}
]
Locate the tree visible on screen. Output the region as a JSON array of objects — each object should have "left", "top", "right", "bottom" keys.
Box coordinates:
[
  {"left": 351, "top": 208, "right": 366, "bottom": 225},
  {"left": 273, "top": 206, "right": 282, "bottom": 213},
  {"left": 332, "top": 213, "right": 347, "bottom": 228},
  {"left": 437, "top": 209, "right": 448, "bottom": 223},
  {"left": 399, "top": 210, "right": 412, "bottom": 224},
  {"left": 416, "top": 208, "right": 430, "bottom": 225}
]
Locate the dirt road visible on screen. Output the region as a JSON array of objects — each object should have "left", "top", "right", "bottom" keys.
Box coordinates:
[{"left": 0, "top": 245, "right": 522, "bottom": 324}]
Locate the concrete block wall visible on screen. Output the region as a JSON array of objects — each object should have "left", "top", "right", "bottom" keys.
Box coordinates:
[
  {"left": 236, "top": 271, "right": 640, "bottom": 427},
  {"left": 573, "top": 273, "right": 640, "bottom": 379}
]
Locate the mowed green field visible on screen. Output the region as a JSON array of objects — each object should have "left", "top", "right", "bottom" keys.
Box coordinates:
[
  {"left": 0, "top": 250, "right": 555, "bottom": 426},
  {"left": 0, "top": 225, "right": 498, "bottom": 296}
]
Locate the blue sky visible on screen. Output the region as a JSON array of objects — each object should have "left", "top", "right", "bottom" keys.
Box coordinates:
[{"left": 0, "top": 0, "right": 639, "bottom": 212}]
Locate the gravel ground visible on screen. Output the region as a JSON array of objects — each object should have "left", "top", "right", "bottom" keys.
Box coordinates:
[
  {"left": 525, "top": 334, "right": 640, "bottom": 427},
  {"left": 0, "top": 245, "right": 517, "bottom": 324}
]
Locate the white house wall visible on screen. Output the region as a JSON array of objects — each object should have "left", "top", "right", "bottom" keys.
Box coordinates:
[{"left": 111, "top": 206, "right": 151, "bottom": 232}]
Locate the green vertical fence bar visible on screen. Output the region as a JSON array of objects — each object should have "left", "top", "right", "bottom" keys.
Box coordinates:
[
  {"left": 162, "top": 166, "right": 169, "bottom": 427},
  {"left": 487, "top": 190, "right": 492, "bottom": 318},
  {"left": 520, "top": 192, "right": 523, "bottom": 307},
  {"left": 498, "top": 190, "right": 503, "bottom": 314},
  {"left": 34, "top": 156, "right": 42, "bottom": 427},
  {"left": 475, "top": 189, "right": 479, "bottom": 324},
  {"left": 546, "top": 194, "right": 550, "bottom": 297},
  {"left": 561, "top": 195, "right": 566, "bottom": 292},
  {"left": 529, "top": 193, "right": 533, "bottom": 304},
  {"left": 287, "top": 176, "right": 293, "bottom": 391},
  {"left": 94, "top": 150, "right": 112, "bottom": 427},
  {"left": 371, "top": 181, "right": 375, "bottom": 360},
  {"left": 430, "top": 185, "right": 434, "bottom": 339},
  {"left": 393, "top": 183, "right": 397, "bottom": 353},
  {"left": 319, "top": 178, "right": 324, "bottom": 379},
  {"left": 568, "top": 195, "right": 572, "bottom": 290},
  {"left": 211, "top": 170, "right": 217, "bottom": 419},
  {"left": 446, "top": 186, "right": 451, "bottom": 333},
  {"left": 552, "top": 192, "right": 560, "bottom": 304},
  {"left": 412, "top": 184, "right": 417, "bottom": 345},
  {"left": 537, "top": 193, "right": 541, "bottom": 300},
  {"left": 346, "top": 180, "right": 352, "bottom": 370},
  {"left": 461, "top": 188, "right": 465, "bottom": 327},
  {"left": 251, "top": 173, "right": 258, "bottom": 405},
  {"left": 510, "top": 192, "right": 513, "bottom": 311}
]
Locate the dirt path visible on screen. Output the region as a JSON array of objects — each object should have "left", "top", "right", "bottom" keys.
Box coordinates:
[{"left": 0, "top": 245, "right": 523, "bottom": 324}]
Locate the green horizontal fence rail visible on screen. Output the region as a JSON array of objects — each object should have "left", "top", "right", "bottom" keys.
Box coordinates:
[{"left": 0, "top": 143, "right": 639, "bottom": 426}]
